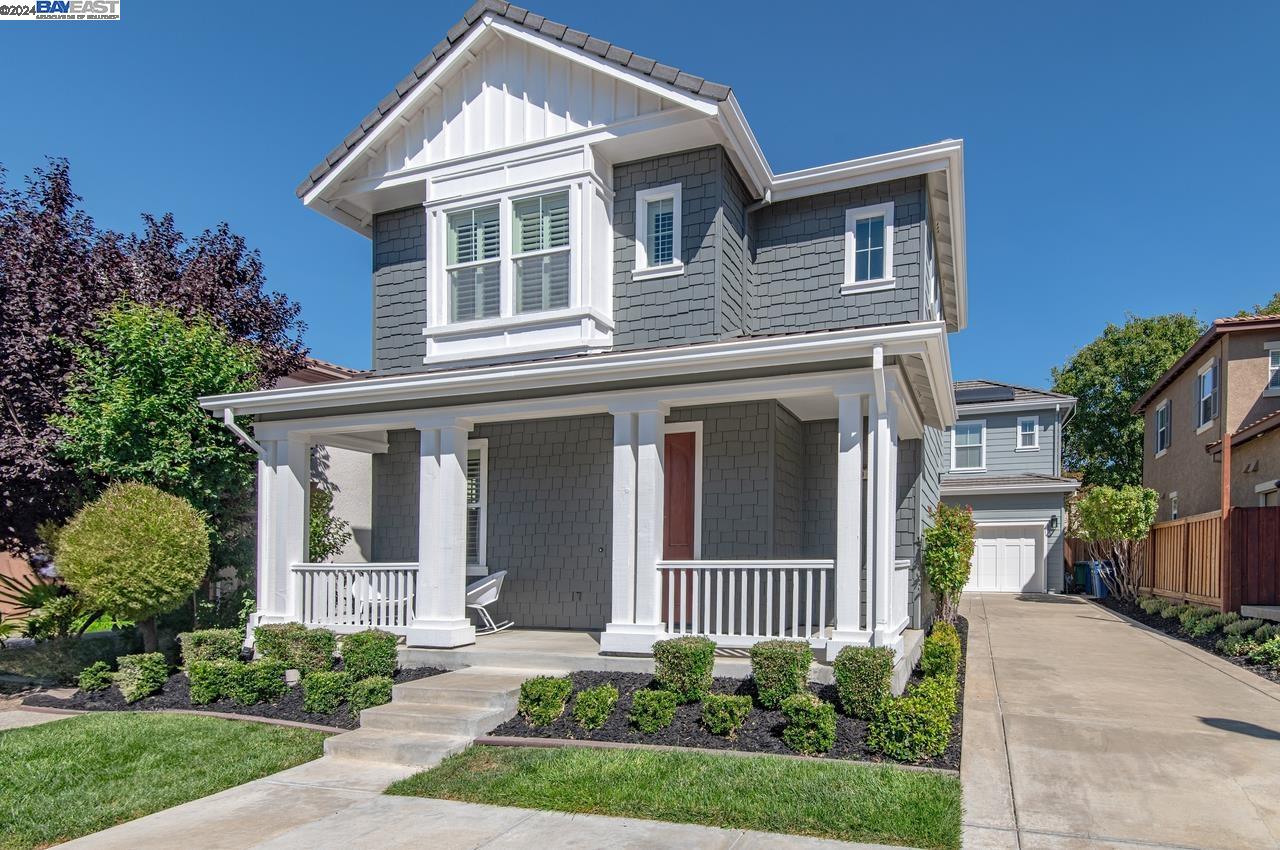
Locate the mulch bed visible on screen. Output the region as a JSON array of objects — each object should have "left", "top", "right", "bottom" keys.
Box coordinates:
[
  {"left": 22, "top": 665, "right": 447, "bottom": 730},
  {"left": 489, "top": 617, "right": 966, "bottom": 771},
  {"left": 1099, "top": 597, "right": 1280, "bottom": 686}
]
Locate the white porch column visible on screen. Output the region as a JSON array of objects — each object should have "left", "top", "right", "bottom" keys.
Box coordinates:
[
  {"left": 826, "top": 392, "right": 870, "bottom": 660},
  {"left": 407, "top": 420, "right": 476, "bottom": 648},
  {"left": 869, "top": 391, "right": 902, "bottom": 652},
  {"left": 252, "top": 434, "right": 309, "bottom": 635},
  {"left": 600, "top": 403, "right": 667, "bottom": 654}
]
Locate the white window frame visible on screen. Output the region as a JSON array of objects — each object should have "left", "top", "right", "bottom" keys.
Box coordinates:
[
  {"left": 1265, "top": 341, "right": 1280, "bottom": 397},
  {"left": 430, "top": 179, "right": 582, "bottom": 330},
  {"left": 1257, "top": 480, "right": 1280, "bottom": 507},
  {"left": 1169, "top": 491, "right": 1179, "bottom": 520},
  {"left": 951, "top": 419, "right": 986, "bottom": 472},
  {"left": 842, "top": 200, "right": 895, "bottom": 294},
  {"left": 1154, "top": 399, "right": 1171, "bottom": 458},
  {"left": 633, "top": 183, "right": 684, "bottom": 281},
  {"left": 466, "top": 438, "right": 488, "bottom": 576},
  {"left": 1196, "top": 358, "right": 1219, "bottom": 434},
  {"left": 1016, "top": 415, "right": 1040, "bottom": 451}
]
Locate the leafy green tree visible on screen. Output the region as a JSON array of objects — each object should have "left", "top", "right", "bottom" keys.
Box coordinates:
[
  {"left": 1070, "top": 485, "right": 1159, "bottom": 602},
  {"left": 54, "top": 301, "right": 261, "bottom": 580},
  {"left": 308, "top": 487, "right": 352, "bottom": 563},
  {"left": 923, "top": 503, "right": 976, "bottom": 624},
  {"left": 57, "top": 482, "right": 210, "bottom": 651},
  {"left": 1237, "top": 291, "right": 1280, "bottom": 317},
  {"left": 1051, "top": 313, "right": 1204, "bottom": 486}
]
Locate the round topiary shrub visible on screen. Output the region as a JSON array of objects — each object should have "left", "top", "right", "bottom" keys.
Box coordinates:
[
  {"left": 58, "top": 482, "right": 209, "bottom": 652},
  {"left": 652, "top": 636, "right": 716, "bottom": 702}
]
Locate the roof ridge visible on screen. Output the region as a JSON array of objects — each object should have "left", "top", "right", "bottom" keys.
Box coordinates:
[
  {"left": 954, "top": 378, "right": 1073, "bottom": 399},
  {"left": 296, "top": 0, "right": 733, "bottom": 200}
]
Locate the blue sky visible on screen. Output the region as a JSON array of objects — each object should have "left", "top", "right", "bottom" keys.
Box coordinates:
[{"left": 2, "top": 0, "right": 1276, "bottom": 386}]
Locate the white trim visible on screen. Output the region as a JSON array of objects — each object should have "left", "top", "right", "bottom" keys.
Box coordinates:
[
  {"left": 1154, "top": 399, "right": 1171, "bottom": 457},
  {"left": 941, "top": 479, "right": 1080, "bottom": 496},
  {"left": 1169, "top": 491, "right": 1180, "bottom": 520},
  {"left": 659, "top": 420, "right": 702, "bottom": 560},
  {"left": 842, "top": 201, "right": 895, "bottom": 293},
  {"left": 1196, "top": 357, "right": 1218, "bottom": 430},
  {"left": 969, "top": 520, "right": 1050, "bottom": 595},
  {"left": 633, "top": 183, "right": 684, "bottom": 278},
  {"left": 955, "top": 397, "right": 1075, "bottom": 415},
  {"left": 1266, "top": 344, "right": 1280, "bottom": 395},
  {"left": 466, "top": 438, "right": 488, "bottom": 573},
  {"left": 951, "top": 419, "right": 986, "bottom": 472},
  {"left": 1256, "top": 480, "right": 1279, "bottom": 507},
  {"left": 1016, "top": 415, "right": 1039, "bottom": 451}
]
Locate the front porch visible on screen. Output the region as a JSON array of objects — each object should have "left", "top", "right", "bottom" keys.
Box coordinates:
[{"left": 248, "top": 365, "right": 921, "bottom": 663}]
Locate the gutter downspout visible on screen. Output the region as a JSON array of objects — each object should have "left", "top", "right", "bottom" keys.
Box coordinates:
[
  {"left": 744, "top": 188, "right": 772, "bottom": 213},
  {"left": 222, "top": 408, "right": 265, "bottom": 457}
]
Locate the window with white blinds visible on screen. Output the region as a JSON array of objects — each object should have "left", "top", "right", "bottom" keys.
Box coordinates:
[
  {"left": 512, "top": 191, "right": 570, "bottom": 314},
  {"left": 447, "top": 205, "right": 501, "bottom": 322},
  {"left": 465, "top": 441, "right": 487, "bottom": 568}
]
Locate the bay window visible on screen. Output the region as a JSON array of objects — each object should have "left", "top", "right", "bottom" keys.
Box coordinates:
[
  {"left": 512, "top": 191, "right": 570, "bottom": 314},
  {"left": 446, "top": 204, "right": 501, "bottom": 322}
]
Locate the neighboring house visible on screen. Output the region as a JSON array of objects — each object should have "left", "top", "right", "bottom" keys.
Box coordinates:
[
  {"left": 940, "top": 381, "right": 1078, "bottom": 594},
  {"left": 275, "top": 359, "right": 373, "bottom": 563},
  {"left": 1133, "top": 315, "right": 1280, "bottom": 522},
  {"left": 200, "top": 1, "right": 968, "bottom": 665}
]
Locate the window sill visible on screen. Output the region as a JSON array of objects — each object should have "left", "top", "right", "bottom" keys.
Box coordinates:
[
  {"left": 840, "top": 276, "right": 896, "bottom": 295},
  {"left": 467, "top": 564, "right": 488, "bottom": 577},
  {"left": 1154, "top": 448, "right": 1168, "bottom": 460},
  {"left": 1015, "top": 446, "right": 1040, "bottom": 452},
  {"left": 950, "top": 468, "right": 987, "bottom": 474},
  {"left": 1264, "top": 387, "right": 1280, "bottom": 398},
  {"left": 632, "top": 261, "right": 684, "bottom": 282},
  {"left": 1195, "top": 420, "right": 1216, "bottom": 436}
]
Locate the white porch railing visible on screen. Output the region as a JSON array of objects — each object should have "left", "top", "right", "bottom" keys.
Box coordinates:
[
  {"left": 657, "top": 560, "right": 834, "bottom": 647},
  {"left": 892, "top": 559, "right": 911, "bottom": 634},
  {"left": 293, "top": 563, "right": 417, "bottom": 634}
]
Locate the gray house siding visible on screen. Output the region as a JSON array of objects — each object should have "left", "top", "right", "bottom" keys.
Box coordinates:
[
  {"left": 371, "top": 429, "right": 420, "bottom": 562},
  {"left": 772, "top": 404, "right": 805, "bottom": 558},
  {"left": 718, "top": 150, "right": 752, "bottom": 339},
  {"left": 749, "top": 177, "right": 926, "bottom": 335},
  {"left": 802, "top": 420, "right": 838, "bottom": 560},
  {"left": 944, "top": 409, "right": 1063, "bottom": 476},
  {"left": 941, "top": 491, "right": 1068, "bottom": 593},
  {"left": 371, "top": 208, "right": 428, "bottom": 374}
]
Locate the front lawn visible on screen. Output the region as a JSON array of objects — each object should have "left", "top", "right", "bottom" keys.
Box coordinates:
[
  {"left": 0, "top": 712, "right": 327, "bottom": 850},
  {"left": 387, "top": 744, "right": 963, "bottom": 850}
]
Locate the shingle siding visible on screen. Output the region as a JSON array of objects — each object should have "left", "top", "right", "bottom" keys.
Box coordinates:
[
  {"left": 372, "top": 208, "right": 428, "bottom": 374},
  {"left": 371, "top": 429, "right": 420, "bottom": 561},
  {"left": 772, "top": 404, "right": 805, "bottom": 558},
  {"left": 802, "top": 420, "right": 838, "bottom": 558}
]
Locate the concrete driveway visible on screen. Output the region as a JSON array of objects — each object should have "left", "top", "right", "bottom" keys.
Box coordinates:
[{"left": 961, "top": 593, "right": 1280, "bottom": 850}]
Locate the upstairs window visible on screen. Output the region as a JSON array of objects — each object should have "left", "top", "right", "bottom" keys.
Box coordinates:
[
  {"left": 952, "top": 421, "right": 985, "bottom": 471},
  {"left": 1155, "top": 400, "right": 1171, "bottom": 455},
  {"left": 1017, "top": 416, "right": 1039, "bottom": 450},
  {"left": 1196, "top": 360, "right": 1219, "bottom": 430},
  {"left": 1268, "top": 344, "right": 1280, "bottom": 392},
  {"left": 843, "top": 201, "right": 895, "bottom": 293},
  {"left": 633, "top": 184, "right": 683, "bottom": 280},
  {"left": 512, "top": 191, "right": 570, "bottom": 314},
  {"left": 447, "top": 204, "right": 501, "bottom": 322}
]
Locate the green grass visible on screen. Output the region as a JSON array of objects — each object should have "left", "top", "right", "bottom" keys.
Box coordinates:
[
  {"left": 0, "top": 712, "right": 327, "bottom": 850},
  {"left": 387, "top": 745, "right": 963, "bottom": 850}
]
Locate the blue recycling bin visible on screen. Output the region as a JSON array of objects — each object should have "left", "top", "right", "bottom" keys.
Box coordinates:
[{"left": 1088, "top": 561, "right": 1111, "bottom": 599}]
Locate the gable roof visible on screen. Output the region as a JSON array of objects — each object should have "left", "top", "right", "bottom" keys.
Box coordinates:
[
  {"left": 953, "top": 379, "right": 1075, "bottom": 410},
  {"left": 295, "top": 0, "right": 732, "bottom": 201},
  {"left": 1132, "top": 314, "right": 1280, "bottom": 414},
  {"left": 1206, "top": 408, "right": 1280, "bottom": 452}
]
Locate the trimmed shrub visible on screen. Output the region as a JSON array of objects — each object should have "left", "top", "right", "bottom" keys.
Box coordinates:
[
  {"left": 226, "top": 659, "right": 288, "bottom": 705},
  {"left": 1248, "top": 638, "right": 1280, "bottom": 666},
  {"left": 701, "top": 693, "right": 752, "bottom": 738},
  {"left": 518, "top": 676, "right": 573, "bottom": 726},
  {"left": 77, "top": 660, "right": 113, "bottom": 692},
  {"left": 302, "top": 670, "right": 353, "bottom": 714},
  {"left": 867, "top": 687, "right": 952, "bottom": 762},
  {"left": 350, "top": 676, "right": 394, "bottom": 714},
  {"left": 254, "top": 623, "right": 336, "bottom": 674},
  {"left": 652, "top": 636, "right": 716, "bottom": 702},
  {"left": 341, "top": 629, "right": 398, "bottom": 680},
  {"left": 920, "top": 624, "right": 962, "bottom": 679},
  {"left": 1160, "top": 603, "right": 1189, "bottom": 621},
  {"left": 188, "top": 659, "right": 239, "bottom": 704},
  {"left": 833, "top": 646, "right": 894, "bottom": 719},
  {"left": 178, "top": 628, "right": 243, "bottom": 667},
  {"left": 749, "top": 640, "right": 812, "bottom": 708},
  {"left": 116, "top": 652, "right": 168, "bottom": 703},
  {"left": 780, "top": 692, "right": 837, "bottom": 755},
  {"left": 1188, "top": 612, "right": 1238, "bottom": 638},
  {"left": 1216, "top": 636, "right": 1260, "bottom": 658},
  {"left": 572, "top": 683, "right": 619, "bottom": 730},
  {"left": 1224, "top": 618, "right": 1265, "bottom": 637},
  {"left": 1255, "top": 624, "right": 1280, "bottom": 643},
  {"left": 629, "top": 688, "right": 678, "bottom": 734},
  {"left": 913, "top": 672, "right": 959, "bottom": 717},
  {"left": 1138, "top": 596, "right": 1165, "bottom": 615}
]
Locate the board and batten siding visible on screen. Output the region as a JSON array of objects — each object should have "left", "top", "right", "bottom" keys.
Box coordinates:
[{"left": 944, "top": 409, "right": 1064, "bottom": 476}]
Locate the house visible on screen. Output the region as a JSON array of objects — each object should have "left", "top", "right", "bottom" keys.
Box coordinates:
[
  {"left": 940, "top": 381, "right": 1078, "bottom": 593},
  {"left": 1133, "top": 315, "right": 1280, "bottom": 522},
  {"left": 199, "top": 1, "right": 968, "bottom": 666}
]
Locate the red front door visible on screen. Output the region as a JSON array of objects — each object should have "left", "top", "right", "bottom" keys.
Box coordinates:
[{"left": 662, "top": 431, "right": 696, "bottom": 624}]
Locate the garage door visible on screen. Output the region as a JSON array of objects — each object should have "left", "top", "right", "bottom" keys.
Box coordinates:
[{"left": 966, "top": 527, "right": 1040, "bottom": 592}]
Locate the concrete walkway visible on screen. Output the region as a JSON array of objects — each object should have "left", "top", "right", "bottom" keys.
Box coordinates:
[
  {"left": 961, "top": 593, "right": 1280, "bottom": 850},
  {"left": 56, "top": 755, "right": 901, "bottom": 849}
]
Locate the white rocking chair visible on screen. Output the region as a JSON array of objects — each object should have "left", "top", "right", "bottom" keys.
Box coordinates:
[{"left": 466, "top": 570, "right": 513, "bottom": 635}]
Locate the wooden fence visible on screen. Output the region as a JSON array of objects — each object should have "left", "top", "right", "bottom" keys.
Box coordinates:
[
  {"left": 1224, "top": 507, "right": 1280, "bottom": 610},
  {"left": 1141, "top": 511, "right": 1223, "bottom": 606}
]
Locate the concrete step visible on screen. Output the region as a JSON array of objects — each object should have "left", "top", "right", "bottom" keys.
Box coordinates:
[
  {"left": 392, "top": 667, "right": 547, "bottom": 709},
  {"left": 323, "top": 728, "right": 469, "bottom": 769},
  {"left": 358, "top": 701, "right": 513, "bottom": 737}
]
